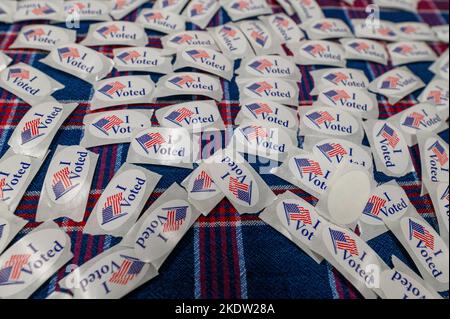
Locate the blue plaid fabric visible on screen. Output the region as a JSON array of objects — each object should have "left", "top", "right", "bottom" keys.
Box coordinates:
[{"left": 0, "top": 0, "right": 448, "bottom": 299}]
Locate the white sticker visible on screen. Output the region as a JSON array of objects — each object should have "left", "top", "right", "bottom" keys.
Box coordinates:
[
  {"left": 300, "top": 18, "right": 353, "bottom": 40},
  {"left": 10, "top": 25, "right": 77, "bottom": 51},
  {"left": 340, "top": 38, "right": 388, "bottom": 65},
  {"left": 388, "top": 41, "right": 437, "bottom": 66},
  {"left": 310, "top": 68, "right": 369, "bottom": 95},
  {"left": 238, "top": 77, "right": 299, "bottom": 106},
  {"left": 221, "top": 0, "right": 272, "bottom": 22},
  {"left": 80, "top": 21, "right": 148, "bottom": 47},
  {"left": 418, "top": 79, "right": 449, "bottom": 110},
  {"left": 153, "top": 0, "right": 189, "bottom": 13},
  {"left": 236, "top": 55, "right": 302, "bottom": 82},
  {"left": 161, "top": 31, "right": 219, "bottom": 55},
  {"left": 113, "top": 47, "right": 173, "bottom": 75},
  {"left": 14, "top": 0, "right": 65, "bottom": 23},
  {"left": 208, "top": 23, "right": 253, "bottom": 60},
  {"left": 352, "top": 19, "right": 398, "bottom": 42},
  {"left": 238, "top": 19, "right": 282, "bottom": 56},
  {"left": 290, "top": 0, "right": 324, "bottom": 22},
  {"left": 136, "top": 9, "right": 186, "bottom": 34},
  {"left": 287, "top": 40, "right": 346, "bottom": 67},
  {"left": 183, "top": 0, "right": 221, "bottom": 29},
  {"left": 64, "top": 0, "right": 112, "bottom": 21},
  {"left": 396, "top": 22, "right": 437, "bottom": 42},
  {"left": 259, "top": 14, "right": 305, "bottom": 44}
]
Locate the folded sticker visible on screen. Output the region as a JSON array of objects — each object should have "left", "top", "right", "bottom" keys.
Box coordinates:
[
  {"left": 209, "top": 23, "right": 253, "bottom": 60},
  {"left": 155, "top": 100, "right": 225, "bottom": 133},
  {"left": 368, "top": 66, "right": 425, "bottom": 104},
  {"left": 314, "top": 86, "right": 379, "bottom": 119},
  {"left": 10, "top": 25, "right": 77, "bottom": 52},
  {"left": 289, "top": 0, "right": 324, "bottom": 22},
  {"left": 127, "top": 127, "right": 196, "bottom": 169},
  {"left": 161, "top": 31, "right": 219, "bottom": 55},
  {"left": 64, "top": 0, "right": 112, "bottom": 21},
  {"left": 0, "top": 62, "right": 64, "bottom": 107},
  {"left": 89, "top": 75, "right": 155, "bottom": 111},
  {"left": 153, "top": 72, "right": 223, "bottom": 101},
  {"left": 221, "top": 0, "right": 272, "bottom": 22},
  {"left": 0, "top": 52, "right": 12, "bottom": 72},
  {"left": 299, "top": 106, "right": 364, "bottom": 144},
  {"left": 84, "top": 163, "right": 162, "bottom": 237},
  {"left": 0, "top": 221, "right": 73, "bottom": 299},
  {"left": 183, "top": 0, "right": 220, "bottom": 29},
  {"left": 238, "top": 77, "right": 299, "bottom": 106},
  {"left": 287, "top": 40, "right": 346, "bottom": 67},
  {"left": 81, "top": 109, "right": 153, "bottom": 148},
  {"left": 40, "top": 44, "right": 114, "bottom": 84},
  {"left": 136, "top": 9, "right": 186, "bottom": 34},
  {"left": 428, "top": 182, "right": 449, "bottom": 244},
  {"left": 310, "top": 68, "right": 369, "bottom": 96},
  {"left": 36, "top": 145, "right": 99, "bottom": 223},
  {"left": 111, "top": 0, "right": 148, "bottom": 20},
  {"left": 59, "top": 246, "right": 158, "bottom": 299},
  {"left": 429, "top": 49, "right": 449, "bottom": 81},
  {"left": 0, "top": 148, "right": 47, "bottom": 212},
  {"left": 352, "top": 19, "right": 398, "bottom": 42},
  {"left": 418, "top": 78, "right": 449, "bottom": 110},
  {"left": 238, "top": 20, "right": 282, "bottom": 56},
  {"left": 203, "top": 148, "right": 277, "bottom": 214},
  {"left": 387, "top": 102, "right": 448, "bottom": 146},
  {"left": 340, "top": 38, "right": 388, "bottom": 65},
  {"left": 0, "top": 0, "right": 15, "bottom": 23},
  {"left": 236, "top": 55, "right": 302, "bottom": 82},
  {"left": 173, "top": 47, "right": 234, "bottom": 81},
  {"left": 8, "top": 101, "right": 78, "bottom": 159},
  {"left": 300, "top": 18, "right": 353, "bottom": 40},
  {"left": 259, "top": 14, "right": 305, "bottom": 45},
  {"left": 181, "top": 162, "right": 225, "bottom": 216},
  {"left": 432, "top": 25, "right": 449, "bottom": 43},
  {"left": 113, "top": 47, "right": 173, "bottom": 74},
  {"left": 363, "top": 120, "right": 413, "bottom": 177},
  {"left": 396, "top": 22, "right": 437, "bottom": 42},
  {"left": 259, "top": 191, "right": 324, "bottom": 263},
  {"left": 80, "top": 21, "right": 148, "bottom": 47},
  {"left": 153, "top": 0, "right": 189, "bottom": 13},
  {"left": 14, "top": 0, "right": 65, "bottom": 23},
  {"left": 388, "top": 41, "right": 437, "bottom": 66},
  {"left": 0, "top": 211, "right": 27, "bottom": 254}
]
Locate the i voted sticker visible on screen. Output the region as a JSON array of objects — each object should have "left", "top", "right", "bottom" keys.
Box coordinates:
[
  {"left": 40, "top": 44, "right": 114, "bottom": 84},
  {"left": 81, "top": 109, "right": 153, "bottom": 148},
  {"left": 80, "top": 21, "right": 148, "bottom": 47},
  {"left": 153, "top": 0, "right": 189, "bottom": 13},
  {"left": 310, "top": 68, "right": 369, "bottom": 95},
  {"left": 418, "top": 79, "right": 449, "bottom": 109},
  {"left": 352, "top": 19, "right": 398, "bottom": 42},
  {"left": 90, "top": 76, "right": 155, "bottom": 111},
  {"left": 388, "top": 41, "right": 437, "bottom": 66},
  {"left": 290, "top": 0, "right": 324, "bottom": 22},
  {"left": 10, "top": 25, "right": 77, "bottom": 51},
  {"left": 396, "top": 22, "right": 437, "bottom": 42},
  {"left": 209, "top": 23, "right": 252, "bottom": 60},
  {"left": 221, "top": 0, "right": 272, "bottom": 22},
  {"left": 155, "top": 100, "right": 225, "bottom": 133},
  {"left": 14, "top": 1, "right": 65, "bottom": 23},
  {"left": 0, "top": 62, "right": 64, "bottom": 107},
  {"left": 162, "top": 31, "right": 219, "bottom": 55},
  {"left": 153, "top": 72, "right": 223, "bottom": 101},
  {"left": 239, "top": 78, "right": 299, "bottom": 106},
  {"left": 183, "top": 0, "right": 220, "bottom": 29},
  {"left": 238, "top": 20, "right": 281, "bottom": 55},
  {"left": 288, "top": 40, "right": 346, "bottom": 67},
  {"left": 340, "top": 38, "right": 388, "bottom": 65},
  {"left": 136, "top": 9, "right": 186, "bottom": 34},
  {"left": 315, "top": 87, "right": 378, "bottom": 119},
  {"left": 174, "top": 47, "right": 233, "bottom": 81},
  {"left": 64, "top": 0, "right": 112, "bottom": 21},
  {"left": 236, "top": 55, "right": 302, "bottom": 82},
  {"left": 113, "top": 47, "right": 173, "bottom": 75},
  {"left": 259, "top": 14, "right": 305, "bottom": 44},
  {"left": 300, "top": 18, "right": 353, "bottom": 40}
]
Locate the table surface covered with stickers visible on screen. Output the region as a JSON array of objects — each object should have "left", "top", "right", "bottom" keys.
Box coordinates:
[{"left": 0, "top": 0, "right": 449, "bottom": 299}]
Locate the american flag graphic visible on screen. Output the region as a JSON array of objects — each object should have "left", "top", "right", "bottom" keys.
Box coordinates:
[
  {"left": 313, "top": 21, "right": 333, "bottom": 31},
  {"left": 186, "top": 49, "right": 210, "bottom": 60},
  {"left": 24, "top": 28, "right": 46, "bottom": 40},
  {"left": 306, "top": 111, "right": 335, "bottom": 127},
  {"left": 170, "top": 34, "right": 194, "bottom": 44},
  {"left": 303, "top": 44, "right": 326, "bottom": 56},
  {"left": 0, "top": 224, "right": 5, "bottom": 240},
  {"left": 190, "top": 3, "right": 205, "bottom": 16},
  {"left": 169, "top": 75, "right": 195, "bottom": 88},
  {"left": 273, "top": 16, "right": 289, "bottom": 27},
  {"left": 102, "top": 193, "right": 127, "bottom": 225},
  {"left": 283, "top": 202, "right": 312, "bottom": 225},
  {"left": 98, "top": 81, "right": 126, "bottom": 98},
  {"left": 52, "top": 167, "right": 76, "bottom": 200},
  {"left": 97, "top": 25, "right": 121, "bottom": 38},
  {"left": 400, "top": 26, "right": 417, "bottom": 34},
  {"left": 427, "top": 90, "right": 444, "bottom": 104},
  {"left": 294, "top": 158, "right": 323, "bottom": 177},
  {"left": 377, "top": 27, "right": 396, "bottom": 37},
  {"left": 67, "top": 2, "right": 86, "bottom": 13},
  {"left": 393, "top": 44, "right": 414, "bottom": 55},
  {"left": 191, "top": 171, "right": 214, "bottom": 193},
  {"left": 241, "top": 125, "right": 268, "bottom": 141},
  {"left": 317, "top": 143, "right": 347, "bottom": 162},
  {"left": 165, "top": 107, "right": 194, "bottom": 125},
  {"left": 93, "top": 115, "right": 124, "bottom": 136},
  {"left": 377, "top": 123, "right": 400, "bottom": 148},
  {"left": 428, "top": 141, "right": 448, "bottom": 166},
  {"left": 32, "top": 5, "right": 55, "bottom": 15},
  {"left": 231, "top": 0, "right": 250, "bottom": 10},
  {"left": 0, "top": 254, "right": 31, "bottom": 285},
  {"left": 0, "top": 178, "right": 6, "bottom": 201},
  {"left": 220, "top": 26, "right": 237, "bottom": 37},
  {"left": 246, "top": 102, "right": 273, "bottom": 117},
  {"left": 250, "top": 31, "right": 268, "bottom": 47},
  {"left": 409, "top": 219, "right": 434, "bottom": 250},
  {"left": 324, "top": 89, "right": 351, "bottom": 103},
  {"left": 21, "top": 118, "right": 43, "bottom": 145},
  {"left": 402, "top": 112, "right": 424, "bottom": 129},
  {"left": 380, "top": 76, "right": 400, "bottom": 89},
  {"left": 246, "top": 81, "right": 273, "bottom": 95},
  {"left": 57, "top": 47, "right": 80, "bottom": 61},
  {"left": 348, "top": 41, "right": 370, "bottom": 52},
  {"left": 117, "top": 50, "right": 141, "bottom": 64},
  {"left": 329, "top": 229, "right": 359, "bottom": 256},
  {"left": 248, "top": 59, "right": 273, "bottom": 73},
  {"left": 8, "top": 68, "right": 30, "bottom": 80},
  {"left": 228, "top": 177, "right": 252, "bottom": 205},
  {"left": 109, "top": 256, "right": 145, "bottom": 285},
  {"left": 145, "top": 12, "right": 165, "bottom": 21},
  {"left": 135, "top": 132, "right": 166, "bottom": 153},
  {"left": 362, "top": 195, "right": 387, "bottom": 219},
  {"left": 324, "top": 71, "right": 348, "bottom": 84},
  {"left": 163, "top": 206, "right": 188, "bottom": 232},
  {"left": 162, "top": 0, "right": 177, "bottom": 7}
]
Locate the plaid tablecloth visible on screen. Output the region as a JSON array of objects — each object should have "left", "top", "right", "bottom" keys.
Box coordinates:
[{"left": 0, "top": 0, "right": 448, "bottom": 299}]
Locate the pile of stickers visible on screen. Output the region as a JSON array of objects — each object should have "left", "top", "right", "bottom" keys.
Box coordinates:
[{"left": 0, "top": 0, "right": 449, "bottom": 300}]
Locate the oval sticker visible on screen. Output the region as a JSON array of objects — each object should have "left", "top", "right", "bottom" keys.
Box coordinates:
[
  {"left": 240, "top": 99, "right": 298, "bottom": 130},
  {"left": 317, "top": 87, "right": 376, "bottom": 116},
  {"left": 242, "top": 78, "right": 298, "bottom": 105},
  {"left": 14, "top": 25, "right": 75, "bottom": 50},
  {"left": 399, "top": 103, "right": 444, "bottom": 135},
  {"left": 88, "top": 110, "right": 150, "bottom": 140},
  {"left": 90, "top": 21, "right": 146, "bottom": 44},
  {"left": 213, "top": 24, "right": 249, "bottom": 58},
  {"left": 297, "top": 40, "right": 345, "bottom": 65},
  {"left": 241, "top": 55, "right": 300, "bottom": 79},
  {"left": 137, "top": 9, "right": 185, "bottom": 34},
  {"left": 93, "top": 76, "right": 154, "bottom": 103},
  {"left": 49, "top": 44, "right": 104, "bottom": 76},
  {"left": 303, "top": 107, "right": 361, "bottom": 138},
  {"left": 165, "top": 31, "right": 217, "bottom": 52}
]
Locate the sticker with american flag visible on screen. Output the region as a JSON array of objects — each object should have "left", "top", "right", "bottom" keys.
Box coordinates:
[
  {"left": 162, "top": 206, "right": 189, "bottom": 233},
  {"left": 329, "top": 228, "right": 359, "bottom": 256}
]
